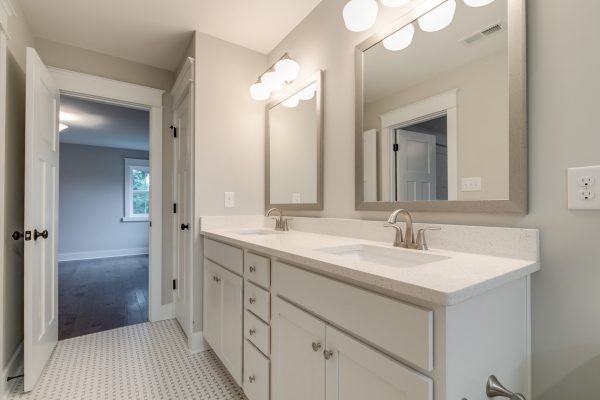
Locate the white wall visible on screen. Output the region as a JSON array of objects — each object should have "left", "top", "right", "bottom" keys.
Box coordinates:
[
  {"left": 58, "top": 144, "right": 149, "bottom": 260},
  {"left": 193, "top": 32, "right": 267, "bottom": 332},
  {"left": 268, "top": 0, "right": 600, "bottom": 398}
]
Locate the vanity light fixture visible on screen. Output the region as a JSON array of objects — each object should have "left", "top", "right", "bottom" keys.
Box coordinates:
[
  {"left": 343, "top": 0, "right": 379, "bottom": 32},
  {"left": 383, "top": 23, "right": 415, "bottom": 51},
  {"left": 249, "top": 53, "right": 300, "bottom": 101},
  {"left": 417, "top": 0, "right": 457, "bottom": 32},
  {"left": 380, "top": 0, "right": 410, "bottom": 7},
  {"left": 281, "top": 82, "right": 318, "bottom": 108},
  {"left": 59, "top": 123, "right": 69, "bottom": 132},
  {"left": 464, "top": 0, "right": 495, "bottom": 6}
]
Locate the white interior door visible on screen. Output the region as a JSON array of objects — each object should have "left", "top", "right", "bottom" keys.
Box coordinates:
[
  {"left": 23, "top": 47, "right": 60, "bottom": 392},
  {"left": 395, "top": 130, "right": 437, "bottom": 201},
  {"left": 173, "top": 89, "right": 193, "bottom": 337}
]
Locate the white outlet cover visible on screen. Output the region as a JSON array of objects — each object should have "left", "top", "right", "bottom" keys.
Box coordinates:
[
  {"left": 461, "top": 177, "right": 482, "bottom": 192},
  {"left": 568, "top": 166, "right": 600, "bottom": 210},
  {"left": 224, "top": 192, "right": 235, "bottom": 208}
]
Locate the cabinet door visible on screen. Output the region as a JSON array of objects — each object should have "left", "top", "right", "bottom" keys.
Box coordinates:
[
  {"left": 219, "top": 264, "right": 243, "bottom": 385},
  {"left": 272, "top": 297, "right": 326, "bottom": 400},
  {"left": 325, "top": 326, "right": 433, "bottom": 400},
  {"left": 203, "top": 259, "right": 221, "bottom": 352}
]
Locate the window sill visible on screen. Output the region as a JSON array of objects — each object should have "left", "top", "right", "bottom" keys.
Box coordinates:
[{"left": 122, "top": 216, "right": 149, "bottom": 223}]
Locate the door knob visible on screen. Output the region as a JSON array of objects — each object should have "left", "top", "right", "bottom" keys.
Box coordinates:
[
  {"left": 181, "top": 224, "right": 189, "bottom": 231},
  {"left": 34, "top": 229, "right": 49, "bottom": 240},
  {"left": 486, "top": 375, "right": 526, "bottom": 399},
  {"left": 12, "top": 231, "right": 24, "bottom": 241}
]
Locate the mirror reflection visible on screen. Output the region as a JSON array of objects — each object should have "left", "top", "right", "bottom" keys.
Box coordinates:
[
  {"left": 268, "top": 74, "right": 322, "bottom": 208},
  {"left": 362, "top": 0, "right": 508, "bottom": 202}
]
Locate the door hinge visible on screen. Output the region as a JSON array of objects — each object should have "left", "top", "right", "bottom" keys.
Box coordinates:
[
  {"left": 173, "top": 279, "right": 177, "bottom": 290},
  {"left": 170, "top": 125, "right": 177, "bottom": 138},
  {"left": 173, "top": 203, "right": 177, "bottom": 214},
  {"left": 393, "top": 144, "right": 399, "bottom": 152},
  {"left": 149, "top": 221, "right": 152, "bottom": 227}
]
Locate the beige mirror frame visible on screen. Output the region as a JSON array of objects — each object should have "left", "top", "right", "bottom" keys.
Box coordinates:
[
  {"left": 355, "top": 0, "right": 527, "bottom": 213},
  {"left": 266, "top": 70, "right": 324, "bottom": 211}
]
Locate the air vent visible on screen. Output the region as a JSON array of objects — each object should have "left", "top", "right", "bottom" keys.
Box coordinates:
[{"left": 461, "top": 22, "right": 504, "bottom": 45}]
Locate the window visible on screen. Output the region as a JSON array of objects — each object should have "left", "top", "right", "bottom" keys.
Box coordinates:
[{"left": 123, "top": 158, "right": 150, "bottom": 222}]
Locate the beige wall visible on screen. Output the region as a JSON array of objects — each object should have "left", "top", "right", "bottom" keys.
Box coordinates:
[
  {"left": 364, "top": 50, "right": 509, "bottom": 200},
  {"left": 193, "top": 31, "right": 267, "bottom": 331},
  {"left": 269, "top": 0, "right": 600, "bottom": 398}
]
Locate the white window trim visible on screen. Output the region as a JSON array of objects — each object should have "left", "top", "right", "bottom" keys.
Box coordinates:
[{"left": 123, "top": 158, "right": 150, "bottom": 222}]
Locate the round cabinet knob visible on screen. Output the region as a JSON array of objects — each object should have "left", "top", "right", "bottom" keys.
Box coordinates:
[
  {"left": 323, "top": 350, "right": 334, "bottom": 360},
  {"left": 248, "top": 375, "right": 256, "bottom": 383},
  {"left": 249, "top": 328, "right": 256, "bottom": 336},
  {"left": 249, "top": 297, "right": 256, "bottom": 304},
  {"left": 249, "top": 265, "right": 256, "bottom": 273},
  {"left": 312, "top": 342, "right": 322, "bottom": 352}
]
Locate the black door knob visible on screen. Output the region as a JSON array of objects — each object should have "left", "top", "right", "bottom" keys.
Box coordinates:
[
  {"left": 12, "top": 231, "right": 24, "bottom": 241},
  {"left": 34, "top": 229, "right": 49, "bottom": 240},
  {"left": 181, "top": 224, "right": 189, "bottom": 231}
]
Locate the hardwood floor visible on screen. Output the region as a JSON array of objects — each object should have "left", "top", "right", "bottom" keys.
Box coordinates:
[{"left": 59, "top": 255, "right": 148, "bottom": 340}]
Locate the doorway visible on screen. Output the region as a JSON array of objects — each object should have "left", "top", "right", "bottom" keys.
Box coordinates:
[{"left": 57, "top": 96, "right": 150, "bottom": 339}]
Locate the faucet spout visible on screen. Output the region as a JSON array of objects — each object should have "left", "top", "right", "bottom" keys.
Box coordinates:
[{"left": 386, "top": 209, "right": 414, "bottom": 247}]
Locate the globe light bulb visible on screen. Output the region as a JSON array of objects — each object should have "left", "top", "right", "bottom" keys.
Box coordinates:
[
  {"left": 382, "top": 23, "right": 415, "bottom": 51},
  {"left": 380, "top": 0, "right": 410, "bottom": 7},
  {"left": 249, "top": 81, "right": 270, "bottom": 101},
  {"left": 274, "top": 57, "right": 300, "bottom": 82},
  {"left": 261, "top": 70, "right": 284, "bottom": 92},
  {"left": 282, "top": 95, "right": 300, "bottom": 108},
  {"left": 297, "top": 82, "right": 318, "bottom": 101},
  {"left": 417, "top": 0, "right": 456, "bottom": 32},
  {"left": 464, "top": 0, "right": 495, "bottom": 7},
  {"left": 343, "top": 0, "right": 379, "bottom": 32}
]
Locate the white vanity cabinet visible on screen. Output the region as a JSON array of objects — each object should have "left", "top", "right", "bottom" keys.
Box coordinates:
[{"left": 203, "top": 240, "right": 244, "bottom": 385}]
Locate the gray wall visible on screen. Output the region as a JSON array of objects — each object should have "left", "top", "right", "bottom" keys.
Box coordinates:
[
  {"left": 268, "top": 0, "right": 600, "bottom": 398},
  {"left": 59, "top": 144, "right": 149, "bottom": 258}
]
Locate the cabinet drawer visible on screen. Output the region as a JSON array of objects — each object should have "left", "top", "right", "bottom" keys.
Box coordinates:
[
  {"left": 204, "top": 238, "right": 243, "bottom": 275},
  {"left": 246, "top": 281, "right": 270, "bottom": 323},
  {"left": 245, "top": 311, "right": 270, "bottom": 356},
  {"left": 272, "top": 261, "right": 434, "bottom": 371},
  {"left": 244, "top": 341, "right": 270, "bottom": 400},
  {"left": 245, "top": 252, "right": 271, "bottom": 288}
]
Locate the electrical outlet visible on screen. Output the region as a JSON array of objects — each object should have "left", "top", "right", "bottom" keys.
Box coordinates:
[
  {"left": 568, "top": 166, "right": 600, "bottom": 210},
  {"left": 461, "top": 177, "right": 482, "bottom": 192},
  {"left": 224, "top": 192, "right": 235, "bottom": 208}
]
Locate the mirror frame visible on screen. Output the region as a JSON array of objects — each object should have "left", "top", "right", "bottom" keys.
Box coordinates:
[
  {"left": 355, "top": 0, "right": 527, "bottom": 213},
  {"left": 266, "top": 70, "right": 324, "bottom": 211}
]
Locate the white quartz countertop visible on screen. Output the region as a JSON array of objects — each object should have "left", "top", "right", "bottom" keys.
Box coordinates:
[{"left": 201, "top": 226, "right": 540, "bottom": 306}]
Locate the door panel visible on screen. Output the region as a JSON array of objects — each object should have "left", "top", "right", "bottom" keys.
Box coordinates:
[
  {"left": 24, "top": 47, "right": 60, "bottom": 392},
  {"left": 203, "top": 259, "right": 220, "bottom": 352},
  {"left": 219, "top": 264, "right": 243, "bottom": 385},
  {"left": 271, "top": 297, "right": 326, "bottom": 400},
  {"left": 325, "top": 326, "right": 433, "bottom": 400},
  {"left": 173, "top": 89, "right": 193, "bottom": 337},
  {"left": 396, "top": 130, "right": 436, "bottom": 201}
]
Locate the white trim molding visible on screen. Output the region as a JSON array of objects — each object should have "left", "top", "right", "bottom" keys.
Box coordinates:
[
  {"left": 123, "top": 158, "right": 150, "bottom": 221},
  {"left": 48, "top": 67, "right": 169, "bottom": 323},
  {"left": 379, "top": 89, "right": 459, "bottom": 200},
  {"left": 1, "top": 341, "right": 23, "bottom": 398},
  {"left": 0, "top": 0, "right": 15, "bottom": 37},
  {"left": 189, "top": 331, "right": 209, "bottom": 354},
  {"left": 58, "top": 248, "right": 149, "bottom": 262}
]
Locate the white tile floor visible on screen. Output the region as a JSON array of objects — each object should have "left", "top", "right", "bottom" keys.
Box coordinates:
[{"left": 8, "top": 320, "right": 246, "bottom": 399}]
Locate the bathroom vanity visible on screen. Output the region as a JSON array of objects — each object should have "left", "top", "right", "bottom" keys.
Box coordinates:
[{"left": 200, "top": 216, "right": 539, "bottom": 400}]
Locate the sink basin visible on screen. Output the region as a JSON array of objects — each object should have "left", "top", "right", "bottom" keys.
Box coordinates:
[
  {"left": 231, "top": 228, "right": 283, "bottom": 236},
  {"left": 316, "top": 244, "right": 449, "bottom": 268}
]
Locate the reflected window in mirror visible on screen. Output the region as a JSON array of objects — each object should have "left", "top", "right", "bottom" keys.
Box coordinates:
[
  {"left": 267, "top": 71, "right": 323, "bottom": 210},
  {"left": 356, "top": 0, "right": 526, "bottom": 213}
]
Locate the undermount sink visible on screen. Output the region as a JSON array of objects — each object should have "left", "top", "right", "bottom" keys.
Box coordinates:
[
  {"left": 316, "top": 244, "right": 449, "bottom": 268},
  {"left": 231, "top": 228, "right": 283, "bottom": 236}
]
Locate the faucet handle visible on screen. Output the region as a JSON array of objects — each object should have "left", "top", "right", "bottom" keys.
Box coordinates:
[
  {"left": 282, "top": 218, "right": 293, "bottom": 231},
  {"left": 415, "top": 227, "right": 441, "bottom": 251},
  {"left": 384, "top": 223, "right": 404, "bottom": 247}
]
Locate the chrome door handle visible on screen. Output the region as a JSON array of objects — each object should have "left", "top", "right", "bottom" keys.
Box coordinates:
[
  {"left": 486, "top": 375, "right": 526, "bottom": 399},
  {"left": 34, "top": 229, "right": 49, "bottom": 240},
  {"left": 312, "top": 342, "right": 322, "bottom": 352}
]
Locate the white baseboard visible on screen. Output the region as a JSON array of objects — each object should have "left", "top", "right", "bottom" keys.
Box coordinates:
[
  {"left": 58, "top": 247, "right": 149, "bottom": 262},
  {"left": 150, "top": 302, "right": 173, "bottom": 323},
  {"left": 189, "top": 331, "right": 209, "bottom": 354},
  {"left": 1, "top": 342, "right": 23, "bottom": 399}
]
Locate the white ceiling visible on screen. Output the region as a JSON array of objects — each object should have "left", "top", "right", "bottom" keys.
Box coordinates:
[
  {"left": 364, "top": 0, "right": 507, "bottom": 104},
  {"left": 59, "top": 96, "right": 149, "bottom": 151},
  {"left": 17, "top": 0, "right": 323, "bottom": 71}
]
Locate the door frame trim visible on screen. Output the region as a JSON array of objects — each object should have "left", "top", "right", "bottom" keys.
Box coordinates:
[{"left": 48, "top": 67, "right": 168, "bottom": 322}]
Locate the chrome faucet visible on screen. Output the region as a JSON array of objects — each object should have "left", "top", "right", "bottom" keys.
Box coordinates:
[
  {"left": 266, "top": 208, "right": 290, "bottom": 231},
  {"left": 384, "top": 209, "right": 440, "bottom": 250}
]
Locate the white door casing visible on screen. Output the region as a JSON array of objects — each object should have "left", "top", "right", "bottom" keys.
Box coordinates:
[
  {"left": 363, "top": 129, "right": 377, "bottom": 202},
  {"left": 23, "top": 47, "right": 60, "bottom": 392},
  {"left": 395, "top": 130, "right": 437, "bottom": 201}
]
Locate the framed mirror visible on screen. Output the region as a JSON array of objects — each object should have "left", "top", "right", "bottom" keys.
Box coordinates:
[
  {"left": 266, "top": 70, "right": 324, "bottom": 210},
  {"left": 355, "top": 0, "right": 526, "bottom": 213}
]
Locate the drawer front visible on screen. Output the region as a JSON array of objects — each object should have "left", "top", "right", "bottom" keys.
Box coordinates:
[
  {"left": 245, "top": 252, "right": 271, "bottom": 288},
  {"left": 245, "top": 311, "right": 270, "bottom": 356},
  {"left": 204, "top": 238, "right": 243, "bottom": 275},
  {"left": 272, "top": 261, "right": 433, "bottom": 371},
  {"left": 246, "top": 281, "right": 270, "bottom": 323},
  {"left": 244, "top": 341, "right": 270, "bottom": 400}
]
